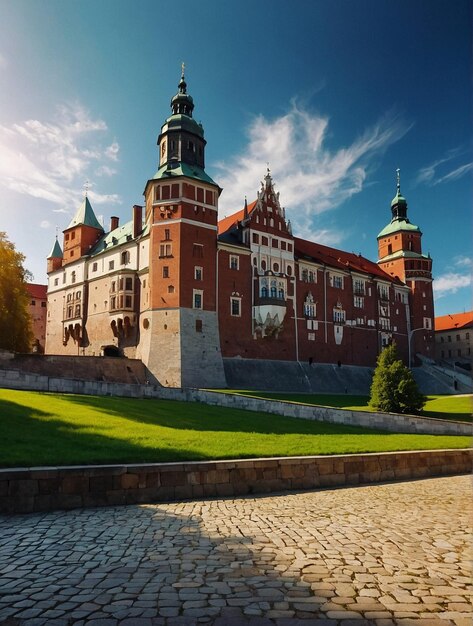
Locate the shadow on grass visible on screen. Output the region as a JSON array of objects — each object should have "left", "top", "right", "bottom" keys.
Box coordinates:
[
  {"left": 0, "top": 397, "right": 215, "bottom": 468},
  {"left": 62, "top": 393, "right": 385, "bottom": 436},
  {"left": 420, "top": 410, "right": 472, "bottom": 423}
]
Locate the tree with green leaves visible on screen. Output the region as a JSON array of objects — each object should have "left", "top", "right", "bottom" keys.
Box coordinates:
[
  {"left": 0, "top": 232, "right": 33, "bottom": 352},
  {"left": 369, "top": 342, "right": 425, "bottom": 414}
]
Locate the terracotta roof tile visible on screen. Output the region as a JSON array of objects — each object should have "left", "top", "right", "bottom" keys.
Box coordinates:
[
  {"left": 218, "top": 200, "right": 257, "bottom": 235},
  {"left": 435, "top": 311, "right": 473, "bottom": 332},
  {"left": 294, "top": 238, "right": 399, "bottom": 283},
  {"left": 27, "top": 283, "right": 47, "bottom": 299}
]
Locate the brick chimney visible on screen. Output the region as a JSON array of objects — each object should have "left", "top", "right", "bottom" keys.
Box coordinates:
[
  {"left": 133, "top": 205, "right": 143, "bottom": 239},
  {"left": 110, "top": 216, "right": 119, "bottom": 231}
]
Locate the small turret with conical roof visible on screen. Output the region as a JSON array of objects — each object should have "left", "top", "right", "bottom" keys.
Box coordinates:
[
  {"left": 62, "top": 192, "right": 104, "bottom": 266},
  {"left": 47, "top": 236, "right": 63, "bottom": 273}
]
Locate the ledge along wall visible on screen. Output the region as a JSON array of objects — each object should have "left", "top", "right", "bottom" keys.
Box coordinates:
[{"left": 1, "top": 449, "right": 471, "bottom": 514}]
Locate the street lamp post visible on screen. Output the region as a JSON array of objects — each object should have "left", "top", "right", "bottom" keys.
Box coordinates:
[{"left": 408, "top": 327, "right": 425, "bottom": 368}]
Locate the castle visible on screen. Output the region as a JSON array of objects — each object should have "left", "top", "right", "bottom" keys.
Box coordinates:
[{"left": 45, "top": 72, "right": 435, "bottom": 388}]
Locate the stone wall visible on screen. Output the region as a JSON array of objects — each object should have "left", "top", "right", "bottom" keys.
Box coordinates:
[
  {"left": 0, "top": 368, "right": 471, "bottom": 436},
  {"left": 1, "top": 449, "right": 471, "bottom": 514}
]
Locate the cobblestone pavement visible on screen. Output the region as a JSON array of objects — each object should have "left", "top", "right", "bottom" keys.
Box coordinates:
[{"left": 0, "top": 475, "right": 471, "bottom": 626}]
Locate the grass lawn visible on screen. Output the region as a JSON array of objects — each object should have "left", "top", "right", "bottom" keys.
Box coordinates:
[
  {"left": 217, "top": 391, "right": 473, "bottom": 423},
  {"left": 0, "top": 389, "right": 470, "bottom": 468}
]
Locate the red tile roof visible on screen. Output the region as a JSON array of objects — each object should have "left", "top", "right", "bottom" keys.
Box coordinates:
[
  {"left": 435, "top": 311, "right": 473, "bottom": 332},
  {"left": 294, "top": 238, "right": 400, "bottom": 283},
  {"left": 218, "top": 200, "right": 257, "bottom": 235},
  {"left": 27, "top": 283, "right": 47, "bottom": 299}
]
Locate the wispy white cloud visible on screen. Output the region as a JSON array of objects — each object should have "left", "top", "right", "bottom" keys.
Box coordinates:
[
  {"left": 434, "top": 162, "right": 473, "bottom": 185},
  {"left": 416, "top": 148, "right": 471, "bottom": 186},
  {"left": 434, "top": 256, "right": 473, "bottom": 299},
  {"left": 0, "top": 103, "right": 121, "bottom": 209},
  {"left": 213, "top": 103, "right": 411, "bottom": 242},
  {"left": 40, "top": 220, "right": 51, "bottom": 229}
]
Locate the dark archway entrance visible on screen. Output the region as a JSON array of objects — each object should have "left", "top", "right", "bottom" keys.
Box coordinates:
[{"left": 103, "top": 345, "right": 122, "bottom": 357}]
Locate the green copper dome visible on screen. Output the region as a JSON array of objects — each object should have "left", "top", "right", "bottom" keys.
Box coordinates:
[
  {"left": 377, "top": 219, "right": 420, "bottom": 238},
  {"left": 47, "top": 238, "right": 63, "bottom": 259},
  {"left": 391, "top": 190, "right": 407, "bottom": 207}
]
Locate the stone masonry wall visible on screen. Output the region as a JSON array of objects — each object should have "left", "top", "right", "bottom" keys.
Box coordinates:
[
  {"left": 1, "top": 449, "right": 471, "bottom": 514},
  {"left": 0, "top": 367, "right": 471, "bottom": 436}
]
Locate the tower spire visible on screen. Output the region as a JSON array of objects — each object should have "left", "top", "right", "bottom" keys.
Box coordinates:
[
  {"left": 396, "top": 167, "right": 401, "bottom": 194},
  {"left": 171, "top": 63, "right": 194, "bottom": 116}
]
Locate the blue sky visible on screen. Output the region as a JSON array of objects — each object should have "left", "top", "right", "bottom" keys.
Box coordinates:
[{"left": 0, "top": 0, "right": 471, "bottom": 317}]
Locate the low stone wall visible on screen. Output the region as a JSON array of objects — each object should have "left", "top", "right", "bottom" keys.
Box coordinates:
[
  {"left": 1, "top": 449, "right": 471, "bottom": 514},
  {"left": 0, "top": 368, "right": 472, "bottom": 436}
]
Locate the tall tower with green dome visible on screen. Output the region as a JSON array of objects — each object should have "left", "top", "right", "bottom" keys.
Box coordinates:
[
  {"left": 138, "top": 67, "right": 226, "bottom": 387},
  {"left": 377, "top": 170, "right": 434, "bottom": 364}
]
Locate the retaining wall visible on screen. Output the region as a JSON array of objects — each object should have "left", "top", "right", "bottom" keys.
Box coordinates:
[
  {"left": 1, "top": 449, "right": 471, "bottom": 514},
  {"left": 0, "top": 368, "right": 471, "bottom": 436}
]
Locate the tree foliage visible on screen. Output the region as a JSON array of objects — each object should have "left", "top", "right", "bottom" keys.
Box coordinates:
[
  {"left": 0, "top": 232, "right": 33, "bottom": 352},
  {"left": 369, "top": 342, "right": 425, "bottom": 414}
]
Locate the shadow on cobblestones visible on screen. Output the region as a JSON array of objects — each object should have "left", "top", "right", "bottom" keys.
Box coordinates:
[{"left": 0, "top": 476, "right": 471, "bottom": 626}]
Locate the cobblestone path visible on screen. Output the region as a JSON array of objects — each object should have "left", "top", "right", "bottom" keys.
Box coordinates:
[{"left": 0, "top": 475, "right": 471, "bottom": 626}]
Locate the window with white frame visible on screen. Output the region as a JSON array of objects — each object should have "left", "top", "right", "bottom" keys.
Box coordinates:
[
  {"left": 303, "top": 293, "right": 316, "bottom": 317},
  {"left": 354, "top": 296, "right": 364, "bottom": 308},
  {"left": 230, "top": 297, "right": 241, "bottom": 317},
  {"left": 333, "top": 308, "right": 346, "bottom": 323},
  {"left": 229, "top": 255, "right": 239, "bottom": 270},
  {"left": 353, "top": 278, "right": 365, "bottom": 295},
  {"left": 423, "top": 317, "right": 432, "bottom": 330},
  {"left": 193, "top": 289, "right": 203, "bottom": 309},
  {"left": 378, "top": 284, "right": 389, "bottom": 300},
  {"left": 308, "top": 332, "right": 315, "bottom": 341},
  {"left": 330, "top": 274, "right": 343, "bottom": 289},
  {"left": 379, "top": 318, "right": 390, "bottom": 330},
  {"left": 194, "top": 266, "right": 203, "bottom": 281}
]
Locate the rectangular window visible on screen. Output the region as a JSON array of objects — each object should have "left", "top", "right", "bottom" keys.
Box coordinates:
[
  {"left": 354, "top": 296, "right": 364, "bottom": 308},
  {"left": 308, "top": 332, "right": 315, "bottom": 341},
  {"left": 252, "top": 233, "right": 259, "bottom": 244},
  {"left": 164, "top": 229, "right": 171, "bottom": 241},
  {"left": 304, "top": 303, "right": 316, "bottom": 317},
  {"left": 331, "top": 275, "right": 343, "bottom": 289},
  {"left": 195, "top": 319, "right": 203, "bottom": 332},
  {"left": 163, "top": 266, "right": 169, "bottom": 278},
  {"left": 423, "top": 317, "right": 432, "bottom": 330},
  {"left": 194, "top": 266, "right": 203, "bottom": 281},
  {"left": 272, "top": 239, "right": 279, "bottom": 248},
  {"left": 92, "top": 262, "right": 98, "bottom": 272},
  {"left": 378, "top": 284, "right": 389, "bottom": 300},
  {"left": 230, "top": 255, "right": 239, "bottom": 270},
  {"left": 193, "top": 290, "right": 203, "bottom": 309},
  {"left": 231, "top": 298, "right": 241, "bottom": 316},
  {"left": 41, "top": 301, "right": 46, "bottom": 308},
  {"left": 54, "top": 278, "right": 59, "bottom": 286},
  {"left": 261, "top": 236, "right": 268, "bottom": 246},
  {"left": 448, "top": 335, "right": 451, "bottom": 342},
  {"left": 109, "top": 261, "right": 115, "bottom": 270},
  {"left": 75, "top": 304, "right": 81, "bottom": 317},
  {"left": 281, "top": 241, "right": 286, "bottom": 250},
  {"left": 456, "top": 334, "right": 460, "bottom": 341},
  {"left": 192, "top": 244, "right": 203, "bottom": 258},
  {"left": 30, "top": 300, "right": 36, "bottom": 306},
  {"left": 125, "top": 277, "right": 133, "bottom": 291},
  {"left": 159, "top": 243, "right": 172, "bottom": 257},
  {"left": 125, "top": 295, "right": 132, "bottom": 308},
  {"left": 353, "top": 279, "right": 365, "bottom": 295},
  {"left": 333, "top": 309, "right": 346, "bottom": 323}
]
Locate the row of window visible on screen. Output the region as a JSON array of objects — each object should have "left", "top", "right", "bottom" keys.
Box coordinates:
[
  {"left": 440, "top": 333, "right": 470, "bottom": 343},
  {"left": 252, "top": 232, "right": 293, "bottom": 249},
  {"left": 440, "top": 348, "right": 471, "bottom": 358}
]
